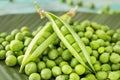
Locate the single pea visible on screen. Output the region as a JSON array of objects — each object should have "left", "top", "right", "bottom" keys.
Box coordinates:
[
  {"left": 90, "top": 56, "right": 96, "bottom": 64},
  {"left": 62, "top": 49, "right": 72, "bottom": 61},
  {"left": 91, "top": 22, "right": 101, "bottom": 30},
  {"left": 15, "top": 32, "right": 24, "bottom": 41},
  {"left": 62, "top": 65, "right": 72, "bottom": 74},
  {"left": 110, "top": 53, "right": 120, "bottom": 63},
  {"left": 43, "top": 32, "right": 51, "bottom": 39},
  {"left": 92, "top": 34, "right": 98, "bottom": 40},
  {"left": 105, "top": 41, "right": 110, "bottom": 46},
  {"left": 75, "top": 64, "right": 85, "bottom": 75},
  {"left": 96, "top": 71, "right": 108, "bottom": 80},
  {"left": 84, "top": 31, "right": 93, "bottom": 39},
  {"left": 41, "top": 68, "right": 52, "bottom": 80},
  {"left": 81, "top": 20, "right": 91, "bottom": 27},
  {"left": 106, "top": 30, "right": 114, "bottom": 36},
  {"left": 86, "top": 26, "right": 94, "bottom": 32},
  {"left": 57, "top": 47, "right": 63, "bottom": 55},
  {"left": 96, "top": 30, "right": 107, "bottom": 41},
  {"left": 5, "top": 44, "right": 10, "bottom": 50},
  {"left": 0, "top": 50, "right": 6, "bottom": 59},
  {"left": 25, "top": 62, "right": 37, "bottom": 75},
  {"left": 65, "top": 34, "right": 75, "bottom": 44},
  {"left": 81, "top": 37, "right": 89, "bottom": 46},
  {"left": 48, "top": 49, "right": 59, "bottom": 60},
  {"left": 94, "top": 63, "right": 101, "bottom": 71},
  {"left": 2, "top": 41, "right": 9, "bottom": 47},
  {"left": 11, "top": 29, "right": 20, "bottom": 37},
  {"left": 112, "top": 33, "right": 120, "bottom": 42},
  {"left": 108, "top": 71, "right": 120, "bottom": 80},
  {"left": 17, "top": 55, "right": 24, "bottom": 65},
  {"left": 76, "top": 0, "right": 83, "bottom": 6},
  {"left": 60, "top": 41, "right": 66, "bottom": 50},
  {"left": 36, "top": 37, "right": 45, "bottom": 46},
  {"left": 15, "top": 51, "right": 23, "bottom": 56},
  {"left": 75, "top": 25, "right": 85, "bottom": 32},
  {"left": 111, "top": 63, "right": 120, "bottom": 70},
  {"left": 5, "top": 35, "right": 14, "bottom": 42},
  {"left": 52, "top": 66, "right": 62, "bottom": 77},
  {"left": 90, "top": 40, "right": 100, "bottom": 49},
  {"left": 5, "top": 55, "right": 17, "bottom": 66},
  {"left": 97, "top": 39, "right": 105, "bottom": 47},
  {"left": 86, "top": 46, "right": 92, "bottom": 55},
  {"left": 86, "top": 74, "right": 96, "bottom": 80},
  {"left": 21, "top": 26, "right": 29, "bottom": 32},
  {"left": 59, "top": 61, "right": 69, "bottom": 67},
  {"left": 0, "top": 32, "right": 8, "bottom": 38},
  {"left": 0, "top": 38, "right": 5, "bottom": 43},
  {"left": 61, "top": 26, "right": 69, "bottom": 36},
  {"left": 55, "top": 75, "right": 69, "bottom": 80},
  {"left": 105, "top": 46, "right": 113, "bottom": 53},
  {"left": 24, "top": 37, "right": 32, "bottom": 46},
  {"left": 10, "top": 40, "right": 23, "bottom": 51},
  {"left": 113, "top": 45, "right": 120, "bottom": 54},
  {"left": 99, "top": 53, "right": 109, "bottom": 63},
  {"left": 92, "top": 50, "right": 99, "bottom": 59},
  {"left": 69, "top": 72, "right": 80, "bottom": 80},
  {"left": 98, "top": 47, "right": 105, "bottom": 54},
  {"left": 46, "top": 60, "right": 56, "bottom": 68},
  {"left": 89, "top": 3, "right": 95, "bottom": 9},
  {"left": 6, "top": 50, "right": 14, "bottom": 57},
  {"left": 101, "top": 64, "right": 111, "bottom": 71},
  {"left": 78, "top": 32, "right": 84, "bottom": 38},
  {"left": 72, "top": 42, "right": 81, "bottom": 52},
  {"left": 29, "top": 73, "right": 41, "bottom": 80},
  {"left": 22, "top": 31, "right": 32, "bottom": 37},
  {"left": 37, "top": 61, "right": 46, "bottom": 72},
  {"left": 55, "top": 57, "right": 63, "bottom": 65},
  {"left": 70, "top": 58, "right": 79, "bottom": 68},
  {"left": 42, "top": 56, "right": 49, "bottom": 62}
]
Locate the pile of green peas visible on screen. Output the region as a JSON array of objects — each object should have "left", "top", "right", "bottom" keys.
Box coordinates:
[{"left": 0, "top": 19, "right": 120, "bottom": 80}]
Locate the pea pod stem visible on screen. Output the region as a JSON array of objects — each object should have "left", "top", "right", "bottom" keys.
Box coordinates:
[{"left": 45, "top": 12, "right": 94, "bottom": 72}]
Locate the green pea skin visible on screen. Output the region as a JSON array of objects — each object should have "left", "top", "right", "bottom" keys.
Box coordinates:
[
  {"left": 25, "top": 62, "right": 37, "bottom": 75},
  {"left": 10, "top": 40, "right": 23, "bottom": 51},
  {"left": 62, "top": 65, "right": 72, "bottom": 74},
  {"left": 37, "top": 61, "right": 46, "bottom": 72},
  {"left": 96, "top": 71, "right": 108, "bottom": 80},
  {"left": 94, "top": 63, "right": 101, "bottom": 71},
  {"left": 75, "top": 64, "right": 85, "bottom": 75},
  {"left": 41, "top": 68, "right": 52, "bottom": 80},
  {"left": 29, "top": 73, "right": 41, "bottom": 80},
  {"left": 0, "top": 50, "right": 6, "bottom": 59},
  {"left": 48, "top": 49, "right": 59, "bottom": 60},
  {"left": 108, "top": 71, "right": 120, "bottom": 80},
  {"left": 5, "top": 55, "right": 17, "bottom": 66},
  {"left": 52, "top": 66, "right": 62, "bottom": 77},
  {"left": 110, "top": 53, "right": 120, "bottom": 63},
  {"left": 62, "top": 49, "right": 72, "bottom": 61}
]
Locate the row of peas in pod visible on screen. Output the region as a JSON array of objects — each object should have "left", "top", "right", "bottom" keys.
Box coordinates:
[{"left": 0, "top": 8, "right": 120, "bottom": 80}]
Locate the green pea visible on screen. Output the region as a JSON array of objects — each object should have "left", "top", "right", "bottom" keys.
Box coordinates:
[
  {"left": 2, "top": 41, "right": 9, "bottom": 47},
  {"left": 106, "top": 30, "right": 114, "bottom": 36},
  {"left": 75, "top": 64, "right": 85, "bottom": 75},
  {"left": 105, "top": 46, "right": 113, "bottom": 53},
  {"left": 86, "top": 74, "right": 96, "bottom": 80},
  {"left": 84, "top": 31, "right": 93, "bottom": 39},
  {"left": 5, "top": 55, "right": 17, "bottom": 66},
  {"left": 46, "top": 60, "right": 56, "bottom": 68},
  {"left": 69, "top": 72, "right": 80, "bottom": 80},
  {"left": 55, "top": 57, "right": 63, "bottom": 65},
  {"left": 5, "top": 44, "right": 10, "bottom": 50},
  {"left": 62, "top": 49, "right": 72, "bottom": 61},
  {"left": 91, "top": 22, "right": 101, "bottom": 30},
  {"left": 0, "top": 50, "right": 6, "bottom": 59},
  {"left": 94, "top": 63, "right": 101, "bottom": 71},
  {"left": 75, "top": 25, "right": 85, "bottom": 32},
  {"left": 101, "top": 64, "right": 111, "bottom": 71},
  {"left": 91, "top": 50, "right": 99, "bottom": 59},
  {"left": 10, "top": 40, "right": 24, "bottom": 51},
  {"left": 72, "top": 42, "right": 81, "bottom": 52},
  {"left": 81, "top": 37, "right": 89, "bottom": 46},
  {"left": 11, "top": 29, "right": 20, "bottom": 37},
  {"left": 86, "top": 46, "right": 92, "bottom": 55},
  {"left": 5, "top": 35, "right": 14, "bottom": 42},
  {"left": 48, "top": 49, "right": 59, "bottom": 60},
  {"left": 29, "top": 73, "right": 41, "bottom": 80},
  {"left": 6, "top": 50, "right": 14, "bottom": 57},
  {"left": 0, "top": 32, "right": 8, "bottom": 38},
  {"left": 108, "top": 71, "right": 120, "bottom": 80},
  {"left": 61, "top": 26, "right": 69, "bottom": 36},
  {"left": 62, "top": 65, "right": 72, "bottom": 74},
  {"left": 90, "top": 56, "right": 96, "bottom": 64},
  {"left": 37, "top": 61, "right": 46, "bottom": 72},
  {"left": 43, "top": 32, "right": 51, "bottom": 39},
  {"left": 17, "top": 55, "right": 24, "bottom": 65},
  {"left": 22, "top": 31, "right": 32, "bottom": 37},
  {"left": 0, "top": 38, "right": 5, "bottom": 43},
  {"left": 78, "top": 32, "right": 84, "bottom": 38},
  {"left": 25, "top": 62, "right": 37, "bottom": 75},
  {"left": 99, "top": 53, "right": 109, "bottom": 63},
  {"left": 41, "top": 68, "right": 52, "bottom": 80},
  {"left": 15, "top": 51, "right": 23, "bottom": 56},
  {"left": 92, "top": 34, "right": 98, "bottom": 40},
  {"left": 97, "top": 39, "right": 105, "bottom": 47},
  {"left": 96, "top": 30, "right": 107, "bottom": 41},
  {"left": 21, "top": 26, "right": 29, "bottom": 32},
  {"left": 65, "top": 34, "right": 75, "bottom": 44},
  {"left": 76, "top": 0, "right": 83, "bottom": 6},
  {"left": 90, "top": 40, "right": 100, "bottom": 49},
  {"left": 55, "top": 75, "right": 68, "bottom": 80},
  {"left": 96, "top": 71, "right": 108, "bottom": 80},
  {"left": 98, "top": 47, "right": 105, "bottom": 54},
  {"left": 24, "top": 37, "right": 32, "bottom": 46},
  {"left": 52, "top": 66, "right": 62, "bottom": 77},
  {"left": 15, "top": 32, "right": 24, "bottom": 41},
  {"left": 59, "top": 61, "right": 69, "bottom": 67},
  {"left": 113, "top": 45, "right": 120, "bottom": 54},
  {"left": 70, "top": 58, "right": 79, "bottom": 68},
  {"left": 110, "top": 53, "right": 120, "bottom": 63},
  {"left": 111, "top": 63, "right": 120, "bottom": 70}
]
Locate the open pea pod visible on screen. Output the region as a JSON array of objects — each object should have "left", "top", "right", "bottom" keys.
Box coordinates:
[
  {"left": 44, "top": 12, "right": 95, "bottom": 72},
  {"left": 19, "top": 3, "right": 77, "bottom": 72}
]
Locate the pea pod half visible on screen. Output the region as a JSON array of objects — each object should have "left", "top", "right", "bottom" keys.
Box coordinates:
[{"left": 44, "top": 11, "right": 95, "bottom": 72}]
